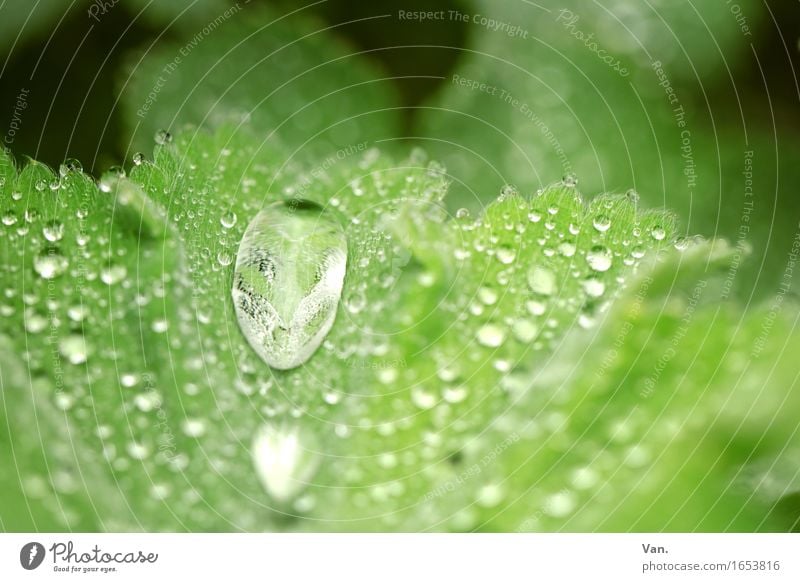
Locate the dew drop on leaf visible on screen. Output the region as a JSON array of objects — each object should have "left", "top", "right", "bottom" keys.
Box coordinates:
[
  {"left": 528, "top": 266, "right": 557, "bottom": 296},
  {"left": 586, "top": 245, "right": 613, "bottom": 272},
  {"left": 476, "top": 323, "right": 506, "bottom": 348},
  {"left": 251, "top": 423, "right": 319, "bottom": 503},
  {"left": 42, "top": 220, "right": 64, "bottom": 242},
  {"left": 232, "top": 200, "right": 347, "bottom": 370},
  {"left": 59, "top": 334, "right": 89, "bottom": 365},
  {"left": 582, "top": 277, "right": 606, "bottom": 298},
  {"left": 220, "top": 210, "right": 237, "bottom": 229},
  {"left": 33, "top": 250, "right": 68, "bottom": 279}
]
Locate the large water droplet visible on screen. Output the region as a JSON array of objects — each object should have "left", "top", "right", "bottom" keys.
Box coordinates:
[
  {"left": 233, "top": 200, "right": 347, "bottom": 370},
  {"left": 251, "top": 423, "right": 319, "bottom": 503}
]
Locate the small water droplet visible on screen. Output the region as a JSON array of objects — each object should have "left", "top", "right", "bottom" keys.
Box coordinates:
[
  {"left": 59, "top": 158, "right": 82, "bottom": 177},
  {"left": 217, "top": 251, "right": 232, "bottom": 266},
  {"left": 477, "top": 483, "right": 504, "bottom": 508},
  {"left": 100, "top": 265, "right": 127, "bottom": 285},
  {"left": 496, "top": 246, "right": 516, "bottom": 264},
  {"left": 59, "top": 334, "right": 89, "bottom": 365},
  {"left": 586, "top": 245, "right": 613, "bottom": 272},
  {"left": 528, "top": 266, "right": 557, "bottom": 296},
  {"left": 477, "top": 286, "right": 498, "bottom": 305},
  {"left": 182, "top": 418, "right": 207, "bottom": 438},
  {"left": 545, "top": 491, "right": 577, "bottom": 517},
  {"left": 220, "top": 210, "right": 238, "bottom": 229},
  {"left": 562, "top": 173, "right": 578, "bottom": 187},
  {"left": 571, "top": 467, "right": 599, "bottom": 490},
  {"left": 592, "top": 215, "right": 611, "bottom": 232},
  {"left": 42, "top": 220, "right": 64, "bottom": 242},
  {"left": 34, "top": 250, "right": 68, "bottom": 279},
  {"left": 650, "top": 226, "right": 666, "bottom": 241},
  {"left": 582, "top": 277, "right": 606, "bottom": 298},
  {"left": 499, "top": 184, "right": 517, "bottom": 200},
  {"left": 476, "top": 323, "right": 506, "bottom": 348},
  {"left": 154, "top": 129, "right": 173, "bottom": 145},
  {"left": 252, "top": 423, "right": 319, "bottom": 503},
  {"left": 233, "top": 201, "right": 347, "bottom": 370},
  {"left": 132, "top": 153, "right": 146, "bottom": 166}
]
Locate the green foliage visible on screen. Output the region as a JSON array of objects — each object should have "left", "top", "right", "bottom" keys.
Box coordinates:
[
  {"left": 2, "top": 125, "right": 796, "bottom": 531},
  {"left": 416, "top": 0, "right": 799, "bottom": 292},
  {"left": 122, "top": 4, "right": 400, "bottom": 162},
  {"left": 0, "top": 0, "right": 797, "bottom": 534}
]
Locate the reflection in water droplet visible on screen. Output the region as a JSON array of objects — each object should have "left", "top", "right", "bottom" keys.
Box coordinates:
[{"left": 232, "top": 201, "right": 347, "bottom": 370}]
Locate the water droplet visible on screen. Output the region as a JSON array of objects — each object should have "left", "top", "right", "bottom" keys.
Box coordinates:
[
  {"left": 100, "top": 265, "right": 127, "bottom": 285},
  {"left": 592, "top": 215, "right": 611, "bottom": 232},
  {"left": 220, "top": 210, "right": 237, "bottom": 229},
  {"left": 476, "top": 324, "right": 506, "bottom": 348},
  {"left": 1, "top": 212, "right": 17, "bottom": 226},
  {"left": 545, "top": 491, "right": 577, "bottom": 517},
  {"left": 34, "top": 250, "right": 68, "bottom": 279},
  {"left": 411, "top": 387, "right": 437, "bottom": 409},
  {"left": 59, "top": 334, "right": 89, "bottom": 365},
  {"left": 528, "top": 266, "right": 557, "bottom": 296},
  {"left": 586, "top": 245, "right": 612, "bottom": 272},
  {"left": 499, "top": 184, "right": 517, "bottom": 200},
  {"left": 251, "top": 423, "right": 319, "bottom": 503},
  {"left": 582, "top": 278, "right": 606, "bottom": 298},
  {"left": 59, "top": 159, "right": 82, "bottom": 177},
  {"left": 650, "top": 226, "right": 666, "bottom": 241},
  {"left": 477, "top": 483, "right": 505, "bottom": 507},
  {"left": 217, "top": 251, "right": 232, "bottom": 266},
  {"left": 132, "top": 153, "right": 146, "bottom": 166},
  {"left": 526, "top": 299, "right": 546, "bottom": 316},
  {"left": 233, "top": 200, "right": 347, "bottom": 370},
  {"left": 154, "top": 129, "right": 173, "bottom": 145},
  {"left": 455, "top": 208, "right": 470, "bottom": 220},
  {"left": 496, "top": 246, "right": 516, "bottom": 264},
  {"left": 562, "top": 173, "right": 578, "bottom": 187},
  {"left": 512, "top": 318, "right": 539, "bottom": 343},
  {"left": 42, "top": 220, "right": 64, "bottom": 242},
  {"left": 571, "top": 467, "right": 599, "bottom": 490},
  {"left": 182, "top": 418, "right": 206, "bottom": 438},
  {"left": 558, "top": 242, "right": 576, "bottom": 257},
  {"left": 24, "top": 312, "right": 48, "bottom": 334},
  {"left": 477, "top": 286, "right": 498, "bottom": 305}
]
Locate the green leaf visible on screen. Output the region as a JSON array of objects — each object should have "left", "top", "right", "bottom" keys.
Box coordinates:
[
  {"left": 0, "top": 0, "right": 71, "bottom": 54},
  {"left": 414, "top": 0, "right": 799, "bottom": 291},
  {"left": 1, "top": 126, "right": 796, "bottom": 531},
  {"left": 121, "top": 4, "right": 400, "bottom": 161}
]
